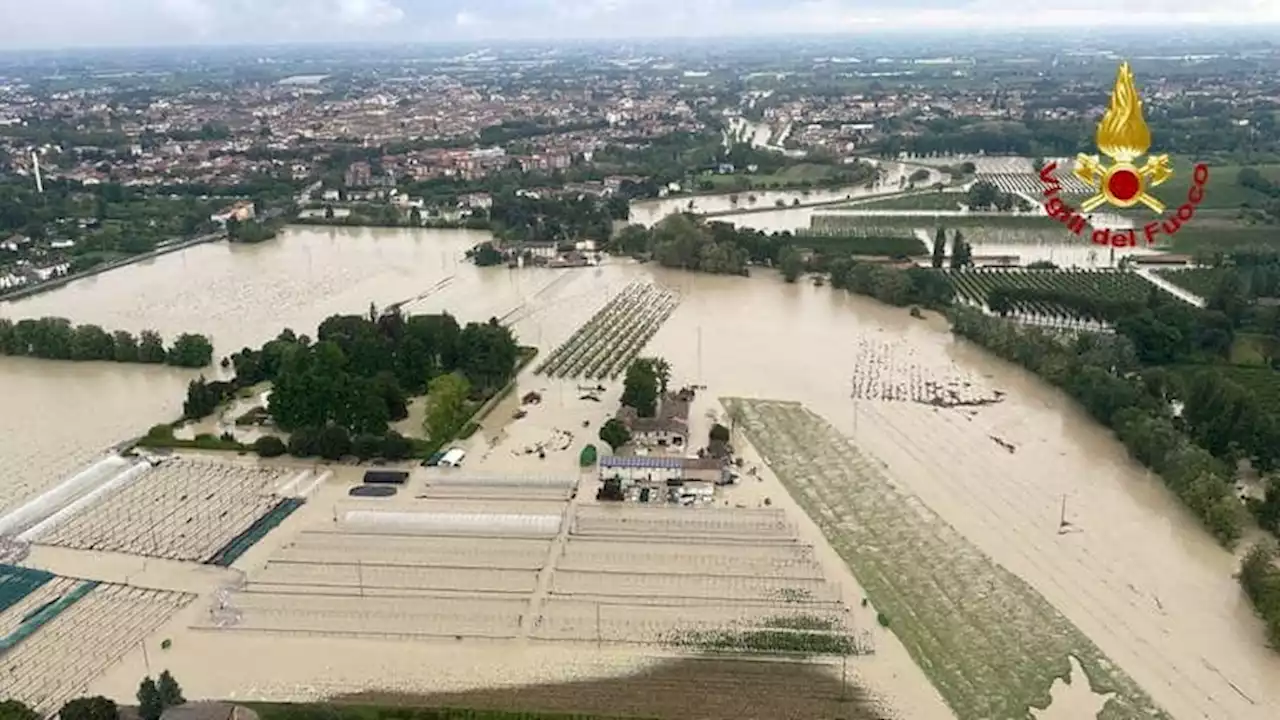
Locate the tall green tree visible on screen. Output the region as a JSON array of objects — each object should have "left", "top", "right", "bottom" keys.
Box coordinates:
[
  {"left": 621, "top": 359, "right": 661, "bottom": 417},
  {"left": 167, "top": 333, "right": 214, "bottom": 368},
  {"left": 599, "top": 418, "right": 631, "bottom": 451},
  {"left": 949, "top": 230, "right": 971, "bottom": 269},
  {"left": 423, "top": 372, "right": 471, "bottom": 442},
  {"left": 138, "top": 330, "right": 168, "bottom": 363},
  {"left": 137, "top": 677, "right": 163, "bottom": 720},
  {"left": 779, "top": 247, "right": 803, "bottom": 283},
  {"left": 931, "top": 226, "right": 947, "bottom": 269}
]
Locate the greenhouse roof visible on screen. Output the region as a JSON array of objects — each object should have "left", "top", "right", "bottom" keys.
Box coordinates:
[{"left": 600, "top": 455, "right": 683, "bottom": 469}]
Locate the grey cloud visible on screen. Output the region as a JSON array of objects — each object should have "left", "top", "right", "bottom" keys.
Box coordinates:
[{"left": 0, "top": 0, "right": 1275, "bottom": 48}]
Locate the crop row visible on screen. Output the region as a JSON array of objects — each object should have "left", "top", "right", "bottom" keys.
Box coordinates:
[
  {"left": 535, "top": 281, "right": 679, "bottom": 380},
  {"left": 947, "top": 269, "right": 1155, "bottom": 319},
  {"left": 721, "top": 398, "right": 1170, "bottom": 720},
  {"left": 976, "top": 172, "right": 1092, "bottom": 196}
]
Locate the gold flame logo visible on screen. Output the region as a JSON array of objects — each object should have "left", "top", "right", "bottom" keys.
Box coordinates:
[
  {"left": 1074, "top": 61, "right": 1172, "bottom": 213},
  {"left": 1096, "top": 62, "right": 1151, "bottom": 163}
]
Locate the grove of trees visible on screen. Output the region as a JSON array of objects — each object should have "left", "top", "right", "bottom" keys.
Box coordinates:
[
  {"left": 175, "top": 309, "right": 521, "bottom": 460},
  {"left": 0, "top": 317, "right": 212, "bottom": 367},
  {"left": 950, "top": 304, "right": 1244, "bottom": 544},
  {"left": 488, "top": 193, "right": 625, "bottom": 246}
]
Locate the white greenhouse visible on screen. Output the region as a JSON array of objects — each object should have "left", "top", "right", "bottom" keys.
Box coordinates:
[{"left": 342, "top": 510, "right": 563, "bottom": 537}]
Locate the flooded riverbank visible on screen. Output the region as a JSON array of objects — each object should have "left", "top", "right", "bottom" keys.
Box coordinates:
[{"left": 3, "top": 225, "right": 1279, "bottom": 718}]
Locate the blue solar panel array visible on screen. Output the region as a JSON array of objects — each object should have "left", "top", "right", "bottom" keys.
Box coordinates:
[{"left": 600, "top": 455, "right": 683, "bottom": 469}]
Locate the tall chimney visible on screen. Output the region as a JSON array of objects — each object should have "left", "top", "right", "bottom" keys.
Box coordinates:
[{"left": 31, "top": 152, "right": 43, "bottom": 194}]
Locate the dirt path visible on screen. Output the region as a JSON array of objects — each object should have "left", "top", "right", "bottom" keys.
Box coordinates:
[{"left": 522, "top": 474, "right": 586, "bottom": 637}]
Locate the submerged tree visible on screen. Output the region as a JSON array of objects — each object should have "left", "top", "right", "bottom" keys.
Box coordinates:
[
  {"left": 0, "top": 700, "right": 39, "bottom": 720},
  {"left": 158, "top": 670, "right": 185, "bottom": 708},
  {"left": 779, "top": 247, "right": 803, "bottom": 283},
  {"left": 599, "top": 418, "right": 632, "bottom": 451}
]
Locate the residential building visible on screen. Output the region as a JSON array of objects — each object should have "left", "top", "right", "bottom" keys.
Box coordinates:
[
  {"left": 616, "top": 390, "right": 691, "bottom": 449},
  {"left": 210, "top": 201, "right": 255, "bottom": 225}
]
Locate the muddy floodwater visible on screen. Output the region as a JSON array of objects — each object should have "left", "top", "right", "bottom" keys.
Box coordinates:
[{"left": 4, "top": 225, "right": 1280, "bottom": 719}]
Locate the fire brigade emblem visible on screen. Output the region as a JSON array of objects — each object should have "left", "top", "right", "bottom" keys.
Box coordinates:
[{"left": 1074, "top": 62, "right": 1173, "bottom": 214}]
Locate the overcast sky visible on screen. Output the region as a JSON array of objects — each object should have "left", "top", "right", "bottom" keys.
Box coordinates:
[{"left": 1, "top": 0, "right": 1278, "bottom": 48}]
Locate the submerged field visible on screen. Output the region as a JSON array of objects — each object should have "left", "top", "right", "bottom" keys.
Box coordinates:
[
  {"left": 330, "top": 657, "right": 890, "bottom": 720},
  {"left": 534, "top": 280, "right": 679, "bottom": 380},
  {"left": 721, "top": 397, "right": 1168, "bottom": 720}
]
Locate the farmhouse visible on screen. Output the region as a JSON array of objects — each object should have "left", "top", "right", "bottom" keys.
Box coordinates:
[{"left": 616, "top": 390, "right": 691, "bottom": 449}]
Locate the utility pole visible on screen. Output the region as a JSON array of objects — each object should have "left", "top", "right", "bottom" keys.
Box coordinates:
[
  {"left": 850, "top": 375, "right": 859, "bottom": 437},
  {"left": 696, "top": 326, "right": 703, "bottom": 385},
  {"left": 357, "top": 559, "right": 365, "bottom": 598},
  {"left": 840, "top": 653, "right": 848, "bottom": 701},
  {"left": 595, "top": 602, "right": 602, "bottom": 649},
  {"left": 141, "top": 641, "right": 152, "bottom": 675}
]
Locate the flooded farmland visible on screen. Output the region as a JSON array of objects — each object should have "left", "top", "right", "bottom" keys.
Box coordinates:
[{"left": 3, "top": 225, "right": 1280, "bottom": 719}]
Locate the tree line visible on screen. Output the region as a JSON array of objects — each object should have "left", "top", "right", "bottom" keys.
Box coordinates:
[
  {"left": 949, "top": 304, "right": 1245, "bottom": 544},
  {"left": 0, "top": 317, "right": 212, "bottom": 367},
  {"left": 1236, "top": 168, "right": 1280, "bottom": 223},
  {"left": 0, "top": 670, "right": 183, "bottom": 720},
  {"left": 488, "top": 193, "right": 628, "bottom": 246},
  {"left": 1240, "top": 541, "right": 1280, "bottom": 647},
  {"left": 609, "top": 213, "right": 956, "bottom": 308}
]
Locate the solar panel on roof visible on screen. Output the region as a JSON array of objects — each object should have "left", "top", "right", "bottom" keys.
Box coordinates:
[{"left": 600, "top": 456, "right": 682, "bottom": 469}]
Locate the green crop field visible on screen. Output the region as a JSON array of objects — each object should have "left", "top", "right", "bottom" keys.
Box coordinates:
[
  {"left": 1165, "top": 222, "right": 1280, "bottom": 252},
  {"left": 1168, "top": 365, "right": 1280, "bottom": 408},
  {"left": 947, "top": 269, "right": 1157, "bottom": 318},
  {"left": 1151, "top": 268, "right": 1229, "bottom": 298},
  {"left": 700, "top": 163, "right": 844, "bottom": 190}
]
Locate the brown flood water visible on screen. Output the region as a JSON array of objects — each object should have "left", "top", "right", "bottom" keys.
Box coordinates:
[{"left": 3, "top": 225, "right": 1280, "bottom": 719}]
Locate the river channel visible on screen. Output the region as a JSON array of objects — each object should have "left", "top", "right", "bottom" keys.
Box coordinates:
[{"left": 2, "top": 224, "right": 1279, "bottom": 719}]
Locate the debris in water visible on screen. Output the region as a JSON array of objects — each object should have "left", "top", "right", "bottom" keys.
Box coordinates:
[{"left": 989, "top": 435, "right": 1016, "bottom": 454}]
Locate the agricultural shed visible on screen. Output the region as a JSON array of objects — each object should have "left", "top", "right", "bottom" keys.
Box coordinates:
[
  {"left": 426, "top": 475, "right": 575, "bottom": 489},
  {"left": 599, "top": 455, "right": 728, "bottom": 485},
  {"left": 362, "top": 470, "right": 409, "bottom": 485},
  {"left": 342, "top": 510, "right": 563, "bottom": 537},
  {"left": 161, "top": 702, "right": 259, "bottom": 720},
  {"left": 1134, "top": 253, "right": 1193, "bottom": 266}
]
